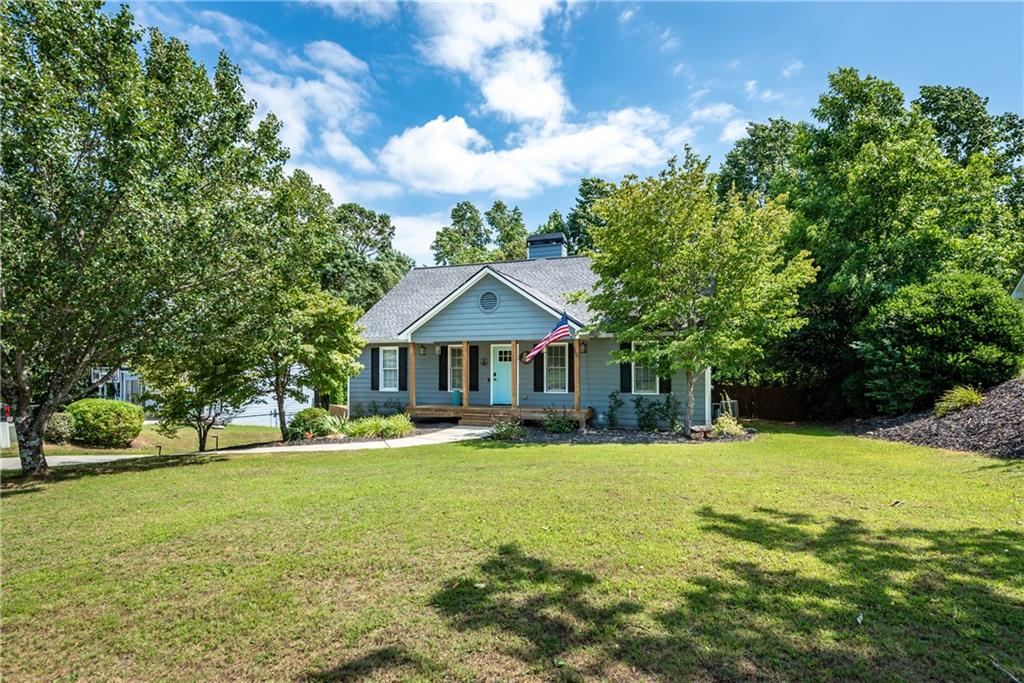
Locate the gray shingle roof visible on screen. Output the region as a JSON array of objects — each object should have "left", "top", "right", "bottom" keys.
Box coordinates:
[{"left": 357, "top": 256, "right": 598, "bottom": 341}]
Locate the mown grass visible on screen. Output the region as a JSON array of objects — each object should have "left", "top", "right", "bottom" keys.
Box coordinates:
[
  {"left": 2, "top": 427, "right": 1021, "bottom": 681},
  {"left": 1, "top": 423, "right": 280, "bottom": 458}
]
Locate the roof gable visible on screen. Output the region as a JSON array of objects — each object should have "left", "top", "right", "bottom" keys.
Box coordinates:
[{"left": 357, "top": 256, "right": 597, "bottom": 341}]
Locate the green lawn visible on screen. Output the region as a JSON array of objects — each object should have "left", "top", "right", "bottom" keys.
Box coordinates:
[
  {"left": 2, "top": 426, "right": 1021, "bottom": 681},
  {"left": 1, "top": 423, "right": 281, "bottom": 458}
]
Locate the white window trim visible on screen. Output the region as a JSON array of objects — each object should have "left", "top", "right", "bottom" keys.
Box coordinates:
[
  {"left": 543, "top": 342, "right": 569, "bottom": 394},
  {"left": 447, "top": 345, "right": 464, "bottom": 393},
  {"left": 631, "top": 342, "right": 659, "bottom": 395},
  {"left": 379, "top": 346, "right": 399, "bottom": 392}
]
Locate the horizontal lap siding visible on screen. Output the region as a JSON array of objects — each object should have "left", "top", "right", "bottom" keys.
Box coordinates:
[
  {"left": 351, "top": 340, "right": 710, "bottom": 426},
  {"left": 411, "top": 275, "right": 564, "bottom": 343}
]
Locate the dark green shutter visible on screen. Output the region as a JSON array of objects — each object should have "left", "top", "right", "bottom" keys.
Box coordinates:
[
  {"left": 438, "top": 347, "right": 447, "bottom": 391},
  {"left": 533, "top": 350, "right": 544, "bottom": 392},
  {"left": 469, "top": 346, "right": 479, "bottom": 392},
  {"left": 398, "top": 347, "right": 408, "bottom": 391},
  {"left": 619, "top": 342, "right": 631, "bottom": 393},
  {"left": 370, "top": 347, "right": 380, "bottom": 391}
]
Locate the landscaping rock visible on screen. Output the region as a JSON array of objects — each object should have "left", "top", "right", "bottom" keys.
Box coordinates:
[{"left": 840, "top": 377, "right": 1024, "bottom": 459}]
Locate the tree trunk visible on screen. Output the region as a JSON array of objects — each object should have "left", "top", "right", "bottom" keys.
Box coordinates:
[
  {"left": 275, "top": 377, "right": 288, "bottom": 441},
  {"left": 197, "top": 423, "right": 208, "bottom": 452},
  {"left": 14, "top": 417, "right": 47, "bottom": 474},
  {"left": 683, "top": 371, "right": 697, "bottom": 438}
]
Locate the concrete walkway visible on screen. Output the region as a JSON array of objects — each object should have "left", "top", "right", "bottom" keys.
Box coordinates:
[
  {"left": 1, "top": 425, "right": 491, "bottom": 470},
  {"left": 221, "top": 425, "right": 492, "bottom": 454}
]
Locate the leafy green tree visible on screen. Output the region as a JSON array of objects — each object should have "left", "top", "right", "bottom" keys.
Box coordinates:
[
  {"left": 143, "top": 344, "right": 263, "bottom": 453},
  {"left": 715, "top": 118, "right": 805, "bottom": 201},
  {"left": 431, "top": 201, "right": 489, "bottom": 265},
  {"left": 583, "top": 153, "right": 816, "bottom": 435},
  {"left": 0, "top": 1, "right": 287, "bottom": 472},
  {"left": 914, "top": 85, "right": 999, "bottom": 166},
  {"left": 565, "top": 178, "right": 613, "bottom": 254},
  {"left": 855, "top": 272, "right": 1024, "bottom": 414},
  {"left": 771, "top": 68, "right": 1022, "bottom": 413},
  {"left": 486, "top": 200, "right": 528, "bottom": 261},
  {"left": 255, "top": 290, "right": 363, "bottom": 439},
  {"left": 535, "top": 210, "right": 567, "bottom": 236},
  {"left": 322, "top": 202, "right": 413, "bottom": 311}
]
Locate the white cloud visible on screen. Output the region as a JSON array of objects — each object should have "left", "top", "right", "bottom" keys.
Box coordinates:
[
  {"left": 726, "top": 59, "right": 742, "bottom": 69},
  {"left": 745, "top": 80, "right": 785, "bottom": 102},
  {"left": 720, "top": 119, "right": 750, "bottom": 142},
  {"left": 689, "top": 88, "right": 710, "bottom": 102},
  {"left": 322, "top": 130, "right": 375, "bottom": 172},
  {"left": 660, "top": 28, "right": 680, "bottom": 52},
  {"left": 391, "top": 211, "right": 449, "bottom": 265},
  {"left": 665, "top": 124, "right": 695, "bottom": 149},
  {"left": 479, "top": 49, "right": 568, "bottom": 125},
  {"left": 672, "top": 62, "right": 687, "bottom": 77},
  {"left": 305, "top": 1, "right": 399, "bottom": 24},
  {"left": 618, "top": 8, "right": 635, "bottom": 24},
  {"left": 379, "top": 109, "right": 672, "bottom": 197},
  {"left": 302, "top": 164, "right": 401, "bottom": 204},
  {"left": 689, "top": 102, "right": 738, "bottom": 123},
  {"left": 304, "top": 40, "right": 368, "bottom": 73},
  {"left": 180, "top": 25, "right": 221, "bottom": 47},
  {"left": 782, "top": 59, "right": 804, "bottom": 78}
]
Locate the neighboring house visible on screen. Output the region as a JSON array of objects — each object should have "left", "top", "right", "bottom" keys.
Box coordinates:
[
  {"left": 1013, "top": 272, "right": 1024, "bottom": 300},
  {"left": 89, "top": 367, "right": 313, "bottom": 428},
  {"left": 350, "top": 232, "right": 711, "bottom": 429}
]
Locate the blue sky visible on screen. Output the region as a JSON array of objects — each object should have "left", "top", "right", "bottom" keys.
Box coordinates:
[{"left": 125, "top": 1, "right": 1023, "bottom": 265}]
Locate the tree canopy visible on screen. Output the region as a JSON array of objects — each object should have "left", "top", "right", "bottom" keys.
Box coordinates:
[
  {"left": 431, "top": 200, "right": 529, "bottom": 264},
  {"left": 583, "top": 153, "right": 817, "bottom": 433}
]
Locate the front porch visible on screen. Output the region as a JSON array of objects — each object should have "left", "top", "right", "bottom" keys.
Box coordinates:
[
  {"left": 407, "top": 403, "right": 594, "bottom": 428},
  {"left": 404, "top": 339, "right": 587, "bottom": 427}
]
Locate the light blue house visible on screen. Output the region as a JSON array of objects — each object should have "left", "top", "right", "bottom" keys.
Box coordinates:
[{"left": 349, "top": 232, "right": 711, "bottom": 429}]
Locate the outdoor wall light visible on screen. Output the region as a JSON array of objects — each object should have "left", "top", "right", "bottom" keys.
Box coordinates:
[
  {"left": 480, "top": 357, "right": 489, "bottom": 367},
  {"left": 581, "top": 341, "right": 589, "bottom": 354},
  {"left": 418, "top": 345, "right": 427, "bottom": 356},
  {"left": 434, "top": 345, "right": 441, "bottom": 355}
]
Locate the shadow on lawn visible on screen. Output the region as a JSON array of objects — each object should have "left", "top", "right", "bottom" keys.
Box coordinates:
[
  {"left": 304, "top": 646, "right": 434, "bottom": 682},
  {"left": 0, "top": 452, "right": 228, "bottom": 496},
  {"left": 428, "top": 511, "right": 1024, "bottom": 681}
]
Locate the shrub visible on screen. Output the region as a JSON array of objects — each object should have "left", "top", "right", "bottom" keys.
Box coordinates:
[
  {"left": 712, "top": 413, "right": 745, "bottom": 437},
  {"left": 44, "top": 412, "right": 75, "bottom": 444},
  {"left": 934, "top": 385, "right": 984, "bottom": 417},
  {"left": 66, "top": 398, "right": 144, "bottom": 447},
  {"left": 606, "top": 391, "right": 624, "bottom": 428},
  {"left": 321, "top": 415, "right": 348, "bottom": 435},
  {"left": 632, "top": 396, "right": 660, "bottom": 431},
  {"left": 383, "top": 399, "right": 404, "bottom": 415},
  {"left": 286, "top": 407, "right": 331, "bottom": 440},
  {"left": 855, "top": 272, "right": 1024, "bottom": 415},
  {"left": 659, "top": 392, "right": 683, "bottom": 432},
  {"left": 490, "top": 418, "right": 525, "bottom": 441},
  {"left": 344, "top": 414, "right": 415, "bottom": 439},
  {"left": 542, "top": 409, "right": 576, "bottom": 433}
]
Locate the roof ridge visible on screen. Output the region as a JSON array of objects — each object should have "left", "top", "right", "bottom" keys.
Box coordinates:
[{"left": 412, "top": 255, "right": 590, "bottom": 270}]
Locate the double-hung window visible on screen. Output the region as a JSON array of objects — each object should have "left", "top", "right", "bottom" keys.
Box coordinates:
[
  {"left": 631, "top": 342, "right": 659, "bottom": 394},
  {"left": 448, "top": 345, "right": 464, "bottom": 392},
  {"left": 544, "top": 343, "right": 568, "bottom": 393},
  {"left": 380, "top": 347, "right": 399, "bottom": 392}
]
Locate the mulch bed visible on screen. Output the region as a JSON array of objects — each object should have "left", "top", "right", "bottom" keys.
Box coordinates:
[
  {"left": 839, "top": 377, "right": 1024, "bottom": 459},
  {"left": 509, "top": 425, "right": 755, "bottom": 445}
]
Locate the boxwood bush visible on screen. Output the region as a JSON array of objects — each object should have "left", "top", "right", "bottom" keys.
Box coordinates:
[
  {"left": 44, "top": 412, "right": 76, "bottom": 444},
  {"left": 855, "top": 272, "right": 1024, "bottom": 414},
  {"left": 286, "top": 407, "right": 331, "bottom": 440},
  {"left": 66, "top": 399, "right": 144, "bottom": 447}
]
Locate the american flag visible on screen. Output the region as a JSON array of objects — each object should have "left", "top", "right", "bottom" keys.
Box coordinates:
[{"left": 525, "top": 313, "right": 572, "bottom": 362}]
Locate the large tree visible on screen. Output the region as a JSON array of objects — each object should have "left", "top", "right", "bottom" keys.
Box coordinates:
[
  {"left": 583, "top": 153, "right": 816, "bottom": 435},
  {"left": 431, "top": 201, "right": 489, "bottom": 265},
  {"left": 486, "top": 200, "right": 528, "bottom": 261},
  {"left": 715, "top": 118, "right": 805, "bottom": 201},
  {"left": 1, "top": 1, "right": 287, "bottom": 472},
  {"left": 773, "top": 68, "right": 1022, "bottom": 413},
  {"left": 564, "top": 177, "right": 613, "bottom": 254},
  {"left": 431, "top": 200, "right": 529, "bottom": 265},
  {"left": 322, "top": 202, "right": 413, "bottom": 311}
]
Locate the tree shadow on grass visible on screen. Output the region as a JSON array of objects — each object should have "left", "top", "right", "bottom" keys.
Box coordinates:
[
  {"left": 303, "top": 646, "right": 435, "bottom": 682},
  {"left": 0, "top": 452, "right": 228, "bottom": 496},
  {"left": 431, "top": 512, "right": 1024, "bottom": 681}
]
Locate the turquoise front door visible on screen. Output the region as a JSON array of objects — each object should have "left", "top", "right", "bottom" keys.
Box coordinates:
[{"left": 491, "top": 345, "right": 512, "bottom": 405}]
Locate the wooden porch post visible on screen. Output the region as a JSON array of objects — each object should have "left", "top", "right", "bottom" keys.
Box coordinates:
[
  {"left": 573, "top": 338, "right": 581, "bottom": 412},
  {"left": 461, "top": 340, "right": 470, "bottom": 408},
  {"left": 408, "top": 342, "right": 416, "bottom": 408},
  {"left": 510, "top": 340, "right": 518, "bottom": 409}
]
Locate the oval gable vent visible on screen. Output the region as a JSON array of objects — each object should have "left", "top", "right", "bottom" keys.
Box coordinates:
[{"left": 479, "top": 290, "right": 499, "bottom": 313}]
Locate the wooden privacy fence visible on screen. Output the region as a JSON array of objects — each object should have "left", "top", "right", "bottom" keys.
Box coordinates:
[{"left": 714, "top": 384, "right": 810, "bottom": 422}]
